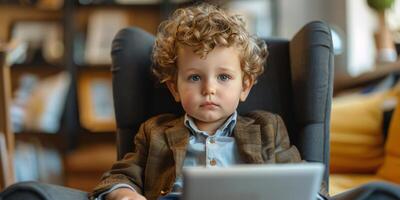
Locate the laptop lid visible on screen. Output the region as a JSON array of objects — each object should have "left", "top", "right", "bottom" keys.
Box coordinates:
[{"left": 182, "top": 163, "right": 324, "bottom": 200}]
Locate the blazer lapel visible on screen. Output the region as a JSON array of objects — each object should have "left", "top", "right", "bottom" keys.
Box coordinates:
[
  {"left": 234, "top": 116, "right": 263, "bottom": 164},
  {"left": 165, "top": 117, "right": 190, "bottom": 178}
]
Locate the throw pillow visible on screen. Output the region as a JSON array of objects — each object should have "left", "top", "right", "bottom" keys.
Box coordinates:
[
  {"left": 330, "top": 92, "right": 385, "bottom": 173},
  {"left": 377, "top": 92, "right": 400, "bottom": 183}
]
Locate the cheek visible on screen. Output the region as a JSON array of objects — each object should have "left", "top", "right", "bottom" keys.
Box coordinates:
[
  {"left": 177, "top": 87, "right": 197, "bottom": 108},
  {"left": 222, "top": 83, "right": 243, "bottom": 96},
  {"left": 180, "top": 95, "right": 198, "bottom": 114},
  {"left": 180, "top": 100, "right": 194, "bottom": 112},
  {"left": 224, "top": 96, "right": 240, "bottom": 107},
  {"left": 221, "top": 84, "right": 243, "bottom": 104}
]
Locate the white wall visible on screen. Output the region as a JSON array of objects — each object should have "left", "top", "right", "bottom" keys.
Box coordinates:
[
  {"left": 227, "top": 0, "right": 274, "bottom": 38},
  {"left": 277, "top": 0, "right": 327, "bottom": 38},
  {"left": 346, "top": 0, "right": 377, "bottom": 76},
  {"left": 277, "top": 0, "right": 380, "bottom": 77}
]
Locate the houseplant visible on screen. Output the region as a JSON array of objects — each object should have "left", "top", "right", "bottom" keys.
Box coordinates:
[{"left": 367, "top": 0, "right": 397, "bottom": 63}]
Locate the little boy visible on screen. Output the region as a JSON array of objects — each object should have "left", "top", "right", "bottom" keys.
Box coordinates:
[{"left": 90, "top": 3, "right": 327, "bottom": 200}]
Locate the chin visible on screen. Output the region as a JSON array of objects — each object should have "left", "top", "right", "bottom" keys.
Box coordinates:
[{"left": 197, "top": 114, "right": 226, "bottom": 123}]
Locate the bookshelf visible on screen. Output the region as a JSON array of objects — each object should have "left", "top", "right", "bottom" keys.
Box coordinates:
[
  {"left": 0, "top": 0, "right": 190, "bottom": 189},
  {"left": 0, "top": 0, "right": 190, "bottom": 144}
]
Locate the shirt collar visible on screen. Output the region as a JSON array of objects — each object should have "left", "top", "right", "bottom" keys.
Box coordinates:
[{"left": 184, "top": 111, "right": 237, "bottom": 137}]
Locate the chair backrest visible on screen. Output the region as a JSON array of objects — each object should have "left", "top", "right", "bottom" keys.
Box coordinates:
[{"left": 111, "top": 21, "right": 334, "bottom": 186}]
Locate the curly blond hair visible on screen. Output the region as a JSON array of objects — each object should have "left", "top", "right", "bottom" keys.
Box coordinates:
[{"left": 152, "top": 3, "right": 268, "bottom": 83}]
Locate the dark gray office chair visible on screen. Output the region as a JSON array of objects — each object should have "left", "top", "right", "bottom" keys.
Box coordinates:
[
  {"left": 0, "top": 21, "right": 334, "bottom": 199},
  {"left": 111, "top": 20, "right": 333, "bottom": 186}
]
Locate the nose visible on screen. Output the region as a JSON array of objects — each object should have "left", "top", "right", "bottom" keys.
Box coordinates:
[{"left": 202, "top": 79, "right": 216, "bottom": 96}]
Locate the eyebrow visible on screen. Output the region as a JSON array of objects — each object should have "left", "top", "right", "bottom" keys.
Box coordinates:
[
  {"left": 216, "top": 66, "right": 237, "bottom": 73},
  {"left": 180, "top": 65, "right": 238, "bottom": 73},
  {"left": 180, "top": 67, "right": 200, "bottom": 72}
]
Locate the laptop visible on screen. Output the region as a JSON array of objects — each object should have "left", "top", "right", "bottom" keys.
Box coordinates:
[{"left": 182, "top": 163, "right": 324, "bottom": 200}]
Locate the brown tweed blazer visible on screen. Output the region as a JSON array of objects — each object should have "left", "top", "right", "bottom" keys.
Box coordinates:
[{"left": 90, "top": 110, "right": 328, "bottom": 200}]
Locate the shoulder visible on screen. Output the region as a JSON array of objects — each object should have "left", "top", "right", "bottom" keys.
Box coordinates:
[
  {"left": 142, "top": 113, "right": 182, "bottom": 130},
  {"left": 238, "top": 110, "right": 283, "bottom": 127},
  {"left": 137, "top": 113, "right": 184, "bottom": 143}
]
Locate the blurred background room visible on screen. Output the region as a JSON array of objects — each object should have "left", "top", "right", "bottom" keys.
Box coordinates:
[{"left": 1, "top": 0, "right": 400, "bottom": 196}]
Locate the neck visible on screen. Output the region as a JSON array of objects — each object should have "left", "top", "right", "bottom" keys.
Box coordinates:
[{"left": 194, "top": 118, "right": 227, "bottom": 136}]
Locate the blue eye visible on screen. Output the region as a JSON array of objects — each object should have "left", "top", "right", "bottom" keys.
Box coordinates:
[
  {"left": 218, "top": 74, "right": 231, "bottom": 81},
  {"left": 188, "top": 74, "right": 201, "bottom": 81}
]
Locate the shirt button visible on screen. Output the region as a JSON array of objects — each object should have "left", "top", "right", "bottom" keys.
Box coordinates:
[
  {"left": 209, "top": 138, "right": 215, "bottom": 144},
  {"left": 210, "top": 159, "right": 217, "bottom": 166},
  {"left": 160, "top": 190, "right": 168, "bottom": 195}
]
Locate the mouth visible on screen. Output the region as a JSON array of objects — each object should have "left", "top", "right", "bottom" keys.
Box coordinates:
[{"left": 200, "top": 102, "right": 219, "bottom": 108}]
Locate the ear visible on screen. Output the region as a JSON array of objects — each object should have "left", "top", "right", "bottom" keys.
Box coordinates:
[
  {"left": 166, "top": 80, "right": 181, "bottom": 102},
  {"left": 240, "top": 77, "right": 254, "bottom": 102}
]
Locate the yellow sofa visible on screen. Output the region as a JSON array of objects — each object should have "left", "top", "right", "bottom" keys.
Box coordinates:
[{"left": 329, "top": 89, "right": 400, "bottom": 195}]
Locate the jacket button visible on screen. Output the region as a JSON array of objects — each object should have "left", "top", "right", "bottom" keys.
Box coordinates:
[
  {"left": 160, "top": 190, "right": 168, "bottom": 195},
  {"left": 210, "top": 159, "right": 217, "bottom": 166}
]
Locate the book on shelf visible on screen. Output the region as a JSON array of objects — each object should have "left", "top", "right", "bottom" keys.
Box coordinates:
[
  {"left": 11, "top": 71, "right": 71, "bottom": 134},
  {"left": 84, "top": 10, "right": 128, "bottom": 65},
  {"left": 14, "top": 141, "right": 63, "bottom": 184}
]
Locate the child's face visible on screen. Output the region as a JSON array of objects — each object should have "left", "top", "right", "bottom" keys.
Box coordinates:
[{"left": 166, "top": 46, "right": 253, "bottom": 132}]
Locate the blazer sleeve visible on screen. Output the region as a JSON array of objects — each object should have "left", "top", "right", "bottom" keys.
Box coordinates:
[
  {"left": 274, "top": 114, "right": 330, "bottom": 198},
  {"left": 273, "top": 114, "right": 302, "bottom": 163},
  {"left": 89, "top": 122, "right": 149, "bottom": 199}
]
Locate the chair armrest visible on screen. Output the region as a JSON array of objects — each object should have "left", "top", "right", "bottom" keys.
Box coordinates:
[{"left": 0, "top": 181, "right": 88, "bottom": 200}]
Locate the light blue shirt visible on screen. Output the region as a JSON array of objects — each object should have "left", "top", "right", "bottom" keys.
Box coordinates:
[{"left": 170, "top": 111, "right": 242, "bottom": 193}]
